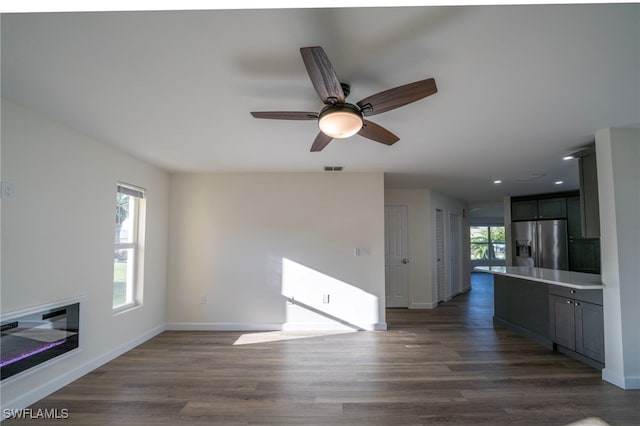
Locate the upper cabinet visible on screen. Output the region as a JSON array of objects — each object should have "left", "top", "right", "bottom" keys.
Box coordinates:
[
  {"left": 511, "top": 197, "right": 567, "bottom": 221},
  {"left": 579, "top": 147, "right": 600, "bottom": 238},
  {"left": 538, "top": 197, "right": 568, "bottom": 219},
  {"left": 511, "top": 199, "right": 538, "bottom": 221},
  {"left": 566, "top": 196, "right": 582, "bottom": 239}
]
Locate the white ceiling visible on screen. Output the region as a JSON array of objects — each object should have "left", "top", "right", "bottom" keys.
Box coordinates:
[{"left": 2, "top": 4, "right": 639, "bottom": 203}]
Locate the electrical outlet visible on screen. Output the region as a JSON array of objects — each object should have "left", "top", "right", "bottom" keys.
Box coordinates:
[
  {"left": 199, "top": 295, "right": 207, "bottom": 304},
  {"left": 354, "top": 247, "right": 370, "bottom": 256},
  {"left": 323, "top": 294, "right": 330, "bottom": 304}
]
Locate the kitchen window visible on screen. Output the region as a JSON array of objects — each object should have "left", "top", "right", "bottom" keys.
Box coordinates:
[
  {"left": 470, "top": 225, "right": 505, "bottom": 261},
  {"left": 113, "top": 182, "right": 146, "bottom": 312}
]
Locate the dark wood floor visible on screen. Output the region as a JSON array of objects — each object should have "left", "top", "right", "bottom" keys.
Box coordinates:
[{"left": 8, "top": 274, "right": 640, "bottom": 425}]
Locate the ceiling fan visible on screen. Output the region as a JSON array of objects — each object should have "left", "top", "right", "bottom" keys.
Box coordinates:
[{"left": 251, "top": 46, "right": 437, "bottom": 152}]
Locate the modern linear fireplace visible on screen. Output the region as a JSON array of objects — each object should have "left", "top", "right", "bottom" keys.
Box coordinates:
[{"left": 1, "top": 300, "right": 80, "bottom": 381}]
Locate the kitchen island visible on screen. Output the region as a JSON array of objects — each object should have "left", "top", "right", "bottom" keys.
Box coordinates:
[
  {"left": 474, "top": 266, "right": 604, "bottom": 289},
  {"left": 475, "top": 266, "right": 605, "bottom": 369}
]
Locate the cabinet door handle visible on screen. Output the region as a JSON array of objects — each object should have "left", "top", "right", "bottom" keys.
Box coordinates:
[
  {"left": 566, "top": 300, "right": 573, "bottom": 304},
  {"left": 570, "top": 290, "right": 576, "bottom": 294},
  {"left": 575, "top": 302, "right": 580, "bottom": 306}
]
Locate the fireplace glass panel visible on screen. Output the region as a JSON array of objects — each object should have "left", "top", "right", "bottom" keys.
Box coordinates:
[{"left": 1, "top": 302, "right": 80, "bottom": 380}]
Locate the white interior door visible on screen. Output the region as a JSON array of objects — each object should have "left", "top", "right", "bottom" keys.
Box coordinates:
[
  {"left": 384, "top": 204, "right": 409, "bottom": 307},
  {"left": 435, "top": 208, "right": 446, "bottom": 303}
]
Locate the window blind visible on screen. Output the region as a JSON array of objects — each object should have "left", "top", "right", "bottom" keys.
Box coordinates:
[{"left": 117, "top": 182, "right": 145, "bottom": 199}]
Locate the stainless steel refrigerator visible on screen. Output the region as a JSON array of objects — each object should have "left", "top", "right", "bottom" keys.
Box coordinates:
[{"left": 512, "top": 220, "right": 568, "bottom": 270}]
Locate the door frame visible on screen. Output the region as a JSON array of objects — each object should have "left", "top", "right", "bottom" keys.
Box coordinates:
[{"left": 434, "top": 208, "right": 447, "bottom": 303}]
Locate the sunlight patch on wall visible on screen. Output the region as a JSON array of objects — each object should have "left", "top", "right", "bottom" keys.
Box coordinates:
[{"left": 281, "top": 258, "right": 380, "bottom": 330}]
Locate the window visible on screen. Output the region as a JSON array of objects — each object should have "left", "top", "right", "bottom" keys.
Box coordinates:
[
  {"left": 470, "top": 225, "right": 505, "bottom": 261},
  {"left": 113, "top": 183, "right": 145, "bottom": 311}
]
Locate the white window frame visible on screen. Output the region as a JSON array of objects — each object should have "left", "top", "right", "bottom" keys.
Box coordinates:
[
  {"left": 470, "top": 225, "right": 506, "bottom": 261},
  {"left": 113, "top": 182, "right": 145, "bottom": 313}
]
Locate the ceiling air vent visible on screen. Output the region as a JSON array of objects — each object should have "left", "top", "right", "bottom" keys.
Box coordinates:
[
  {"left": 324, "top": 166, "right": 343, "bottom": 171},
  {"left": 516, "top": 173, "right": 546, "bottom": 181}
]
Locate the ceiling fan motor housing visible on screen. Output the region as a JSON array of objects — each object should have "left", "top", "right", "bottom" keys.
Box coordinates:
[{"left": 340, "top": 82, "right": 351, "bottom": 98}]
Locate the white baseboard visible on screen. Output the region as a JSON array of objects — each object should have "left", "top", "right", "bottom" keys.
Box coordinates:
[
  {"left": 602, "top": 369, "right": 640, "bottom": 390},
  {"left": 166, "top": 322, "right": 282, "bottom": 331},
  {"left": 1, "top": 324, "right": 166, "bottom": 414},
  {"left": 625, "top": 376, "right": 640, "bottom": 389},
  {"left": 409, "top": 302, "right": 438, "bottom": 309},
  {"left": 374, "top": 322, "right": 387, "bottom": 331},
  {"left": 166, "top": 322, "right": 387, "bottom": 331}
]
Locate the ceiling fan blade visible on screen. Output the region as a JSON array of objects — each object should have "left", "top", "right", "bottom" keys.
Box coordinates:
[
  {"left": 358, "top": 120, "right": 400, "bottom": 145},
  {"left": 300, "top": 46, "right": 345, "bottom": 105},
  {"left": 357, "top": 78, "right": 437, "bottom": 116},
  {"left": 310, "top": 132, "right": 333, "bottom": 152},
  {"left": 251, "top": 111, "right": 318, "bottom": 120}
]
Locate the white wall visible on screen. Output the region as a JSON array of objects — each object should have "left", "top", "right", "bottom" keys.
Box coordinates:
[
  {"left": 1, "top": 100, "right": 170, "bottom": 409},
  {"left": 596, "top": 127, "right": 640, "bottom": 390},
  {"left": 167, "top": 172, "right": 386, "bottom": 331}
]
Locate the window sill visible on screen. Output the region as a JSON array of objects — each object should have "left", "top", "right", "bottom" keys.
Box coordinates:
[{"left": 112, "top": 303, "right": 141, "bottom": 316}]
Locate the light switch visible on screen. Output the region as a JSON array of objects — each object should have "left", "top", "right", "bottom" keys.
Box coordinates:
[{"left": 1, "top": 182, "right": 15, "bottom": 199}]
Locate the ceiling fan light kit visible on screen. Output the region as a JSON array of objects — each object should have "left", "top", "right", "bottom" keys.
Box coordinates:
[
  {"left": 318, "top": 104, "right": 363, "bottom": 139},
  {"left": 251, "top": 46, "right": 437, "bottom": 152}
]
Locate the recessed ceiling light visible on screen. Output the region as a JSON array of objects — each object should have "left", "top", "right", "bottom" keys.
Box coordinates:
[
  {"left": 555, "top": 180, "right": 564, "bottom": 185},
  {"left": 493, "top": 180, "right": 502, "bottom": 184},
  {"left": 563, "top": 156, "right": 575, "bottom": 161}
]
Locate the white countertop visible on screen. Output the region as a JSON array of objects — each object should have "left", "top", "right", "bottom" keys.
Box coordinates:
[{"left": 474, "top": 266, "right": 604, "bottom": 290}]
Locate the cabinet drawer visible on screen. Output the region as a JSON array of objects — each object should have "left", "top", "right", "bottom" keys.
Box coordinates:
[{"left": 548, "top": 286, "right": 602, "bottom": 305}]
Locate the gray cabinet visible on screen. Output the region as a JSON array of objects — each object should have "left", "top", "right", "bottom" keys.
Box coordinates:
[
  {"left": 579, "top": 148, "right": 600, "bottom": 238},
  {"left": 511, "top": 197, "right": 567, "bottom": 221},
  {"left": 494, "top": 275, "right": 551, "bottom": 348},
  {"left": 538, "top": 197, "right": 567, "bottom": 219},
  {"left": 568, "top": 238, "right": 601, "bottom": 274},
  {"left": 492, "top": 274, "right": 603, "bottom": 369},
  {"left": 566, "top": 196, "right": 582, "bottom": 240},
  {"left": 575, "top": 301, "right": 605, "bottom": 362},
  {"left": 567, "top": 196, "right": 600, "bottom": 274},
  {"left": 567, "top": 195, "right": 601, "bottom": 273},
  {"left": 550, "top": 295, "right": 576, "bottom": 350},
  {"left": 549, "top": 286, "right": 604, "bottom": 367},
  {"left": 511, "top": 200, "right": 538, "bottom": 221}
]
